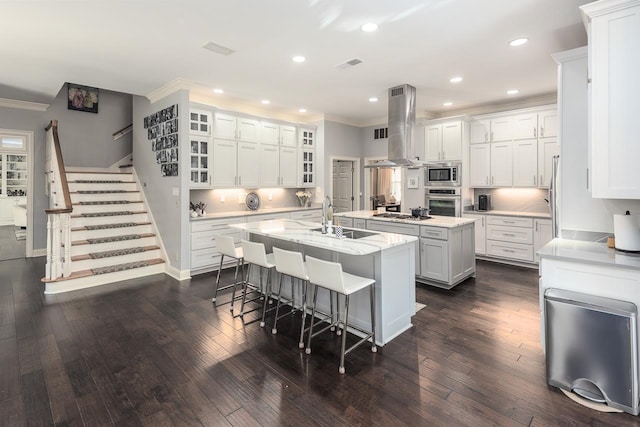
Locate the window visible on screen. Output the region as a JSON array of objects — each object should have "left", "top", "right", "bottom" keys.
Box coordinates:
[
  {"left": 1, "top": 136, "right": 25, "bottom": 150},
  {"left": 391, "top": 167, "right": 402, "bottom": 202}
]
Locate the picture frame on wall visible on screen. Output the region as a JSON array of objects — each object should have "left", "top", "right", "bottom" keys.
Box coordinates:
[{"left": 67, "top": 83, "right": 99, "bottom": 113}]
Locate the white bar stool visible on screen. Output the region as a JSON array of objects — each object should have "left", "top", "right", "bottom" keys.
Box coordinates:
[
  {"left": 212, "top": 235, "right": 245, "bottom": 314},
  {"left": 240, "top": 240, "right": 276, "bottom": 321},
  {"left": 272, "top": 247, "right": 311, "bottom": 347},
  {"left": 305, "top": 255, "right": 377, "bottom": 374}
]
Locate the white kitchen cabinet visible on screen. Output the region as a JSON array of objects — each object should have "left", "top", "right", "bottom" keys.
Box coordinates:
[
  {"left": 366, "top": 220, "right": 421, "bottom": 276},
  {"left": 537, "top": 138, "right": 559, "bottom": 188},
  {"left": 463, "top": 213, "right": 486, "bottom": 255},
  {"left": 533, "top": 218, "right": 553, "bottom": 263},
  {"left": 290, "top": 209, "right": 323, "bottom": 223},
  {"left": 213, "top": 113, "right": 237, "bottom": 140},
  {"left": 260, "top": 144, "right": 280, "bottom": 187},
  {"left": 485, "top": 215, "right": 534, "bottom": 263},
  {"left": 189, "top": 136, "right": 211, "bottom": 188},
  {"left": 513, "top": 139, "right": 538, "bottom": 187},
  {"left": 189, "top": 110, "right": 212, "bottom": 136},
  {"left": 279, "top": 146, "right": 298, "bottom": 187},
  {"left": 237, "top": 118, "right": 260, "bottom": 143},
  {"left": 299, "top": 128, "right": 315, "bottom": 148},
  {"left": 581, "top": 1, "right": 640, "bottom": 199},
  {"left": 470, "top": 119, "right": 490, "bottom": 144},
  {"left": 353, "top": 218, "right": 367, "bottom": 229},
  {"left": 260, "top": 122, "right": 296, "bottom": 146},
  {"left": 538, "top": 110, "right": 558, "bottom": 139},
  {"left": 334, "top": 216, "right": 353, "bottom": 227},
  {"left": 425, "top": 120, "right": 462, "bottom": 161},
  {"left": 513, "top": 113, "right": 538, "bottom": 140},
  {"left": 212, "top": 139, "right": 238, "bottom": 187},
  {"left": 237, "top": 142, "right": 260, "bottom": 187},
  {"left": 490, "top": 142, "right": 513, "bottom": 187},
  {"left": 420, "top": 238, "right": 449, "bottom": 283},
  {"left": 490, "top": 117, "right": 513, "bottom": 142},
  {"left": 470, "top": 143, "right": 491, "bottom": 187},
  {"left": 300, "top": 149, "right": 315, "bottom": 187},
  {"left": 190, "top": 217, "right": 243, "bottom": 273}
]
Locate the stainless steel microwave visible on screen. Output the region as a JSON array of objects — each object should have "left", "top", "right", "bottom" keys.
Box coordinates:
[{"left": 425, "top": 162, "right": 461, "bottom": 187}]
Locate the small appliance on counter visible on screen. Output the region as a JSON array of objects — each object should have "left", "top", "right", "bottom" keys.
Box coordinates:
[
  {"left": 614, "top": 211, "right": 640, "bottom": 252},
  {"left": 478, "top": 194, "right": 491, "bottom": 211}
]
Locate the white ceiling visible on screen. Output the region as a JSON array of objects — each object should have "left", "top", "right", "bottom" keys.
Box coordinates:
[{"left": 1, "top": 0, "right": 591, "bottom": 125}]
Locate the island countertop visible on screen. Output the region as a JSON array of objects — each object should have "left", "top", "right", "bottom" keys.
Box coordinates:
[
  {"left": 229, "top": 218, "right": 417, "bottom": 256},
  {"left": 334, "top": 210, "right": 476, "bottom": 228}
]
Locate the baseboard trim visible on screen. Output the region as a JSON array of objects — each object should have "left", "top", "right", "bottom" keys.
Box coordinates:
[
  {"left": 32, "top": 248, "right": 47, "bottom": 257},
  {"left": 165, "top": 264, "right": 191, "bottom": 281}
]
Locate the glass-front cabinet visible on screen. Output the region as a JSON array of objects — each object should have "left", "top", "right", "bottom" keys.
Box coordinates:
[
  {"left": 1, "top": 152, "right": 27, "bottom": 197},
  {"left": 189, "top": 137, "right": 210, "bottom": 188}
]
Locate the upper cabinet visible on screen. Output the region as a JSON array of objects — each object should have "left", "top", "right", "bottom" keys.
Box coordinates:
[
  {"left": 469, "top": 119, "right": 490, "bottom": 144},
  {"left": 189, "top": 110, "right": 212, "bottom": 136},
  {"left": 425, "top": 120, "right": 462, "bottom": 161},
  {"left": 260, "top": 122, "right": 296, "bottom": 146},
  {"left": 538, "top": 110, "right": 558, "bottom": 139},
  {"left": 490, "top": 117, "right": 513, "bottom": 142},
  {"left": 581, "top": 0, "right": 640, "bottom": 199},
  {"left": 513, "top": 113, "right": 538, "bottom": 140},
  {"left": 300, "top": 128, "right": 315, "bottom": 148},
  {"left": 469, "top": 117, "right": 512, "bottom": 143},
  {"left": 299, "top": 127, "right": 316, "bottom": 187}
]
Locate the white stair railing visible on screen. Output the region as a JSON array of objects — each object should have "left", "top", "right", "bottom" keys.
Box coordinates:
[{"left": 44, "top": 120, "right": 73, "bottom": 280}]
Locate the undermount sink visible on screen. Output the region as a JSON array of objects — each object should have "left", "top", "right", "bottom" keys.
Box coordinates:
[{"left": 310, "top": 227, "right": 377, "bottom": 239}]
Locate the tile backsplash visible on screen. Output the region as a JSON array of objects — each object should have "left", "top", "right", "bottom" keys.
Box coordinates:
[
  {"left": 190, "top": 188, "right": 314, "bottom": 213},
  {"left": 472, "top": 188, "right": 550, "bottom": 213}
]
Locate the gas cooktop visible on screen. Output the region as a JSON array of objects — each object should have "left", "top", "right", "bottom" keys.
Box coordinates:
[{"left": 373, "top": 213, "right": 431, "bottom": 221}]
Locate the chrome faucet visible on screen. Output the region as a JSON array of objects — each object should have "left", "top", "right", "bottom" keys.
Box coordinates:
[{"left": 322, "top": 196, "right": 333, "bottom": 234}]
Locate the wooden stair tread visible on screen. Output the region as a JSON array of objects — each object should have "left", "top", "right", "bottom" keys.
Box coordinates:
[
  {"left": 42, "top": 258, "right": 165, "bottom": 283},
  {"left": 71, "top": 245, "right": 160, "bottom": 261},
  {"left": 71, "top": 211, "right": 147, "bottom": 218},
  {"left": 71, "top": 221, "right": 151, "bottom": 231},
  {"left": 66, "top": 171, "right": 132, "bottom": 175},
  {"left": 72, "top": 200, "right": 143, "bottom": 205},
  {"left": 70, "top": 233, "right": 156, "bottom": 246},
  {"left": 70, "top": 190, "right": 139, "bottom": 194}
]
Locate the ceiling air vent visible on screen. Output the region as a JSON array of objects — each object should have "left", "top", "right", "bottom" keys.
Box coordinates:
[
  {"left": 337, "top": 58, "right": 363, "bottom": 70},
  {"left": 202, "top": 41, "right": 235, "bottom": 56},
  {"left": 374, "top": 128, "right": 388, "bottom": 140}
]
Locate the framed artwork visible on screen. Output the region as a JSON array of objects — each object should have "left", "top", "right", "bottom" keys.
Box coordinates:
[
  {"left": 67, "top": 83, "right": 99, "bottom": 113},
  {"left": 407, "top": 176, "right": 419, "bottom": 189}
]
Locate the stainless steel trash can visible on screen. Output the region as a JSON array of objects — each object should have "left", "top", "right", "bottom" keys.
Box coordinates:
[{"left": 545, "top": 288, "right": 639, "bottom": 415}]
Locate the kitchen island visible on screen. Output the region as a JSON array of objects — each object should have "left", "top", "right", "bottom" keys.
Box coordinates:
[
  {"left": 334, "top": 210, "right": 476, "bottom": 289},
  {"left": 230, "top": 218, "right": 417, "bottom": 345}
]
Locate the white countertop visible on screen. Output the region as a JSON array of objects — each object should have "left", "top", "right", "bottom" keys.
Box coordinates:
[
  {"left": 463, "top": 209, "right": 551, "bottom": 219},
  {"left": 229, "top": 218, "right": 418, "bottom": 255},
  {"left": 539, "top": 238, "right": 640, "bottom": 270},
  {"left": 191, "top": 206, "right": 321, "bottom": 221},
  {"left": 334, "top": 210, "right": 476, "bottom": 228}
]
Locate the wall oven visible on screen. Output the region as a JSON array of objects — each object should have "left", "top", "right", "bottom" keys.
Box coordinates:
[
  {"left": 425, "top": 162, "right": 461, "bottom": 187},
  {"left": 426, "top": 187, "right": 462, "bottom": 217}
]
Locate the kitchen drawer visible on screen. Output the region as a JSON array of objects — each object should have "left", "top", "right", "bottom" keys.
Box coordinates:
[
  {"left": 486, "top": 240, "right": 534, "bottom": 262},
  {"left": 191, "top": 247, "right": 221, "bottom": 269},
  {"left": 421, "top": 226, "right": 447, "bottom": 240},
  {"left": 334, "top": 217, "right": 353, "bottom": 227},
  {"left": 191, "top": 228, "right": 241, "bottom": 250},
  {"left": 191, "top": 217, "right": 244, "bottom": 232},
  {"left": 290, "top": 209, "right": 322, "bottom": 222},
  {"left": 367, "top": 220, "right": 420, "bottom": 236},
  {"left": 486, "top": 216, "right": 533, "bottom": 228},
  {"left": 353, "top": 219, "right": 367, "bottom": 229},
  {"left": 487, "top": 224, "right": 533, "bottom": 244},
  {"left": 246, "top": 213, "right": 288, "bottom": 222}
]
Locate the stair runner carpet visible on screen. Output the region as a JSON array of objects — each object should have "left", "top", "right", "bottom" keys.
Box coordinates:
[
  {"left": 89, "top": 247, "right": 144, "bottom": 259},
  {"left": 79, "top": 201, "right": 131, "bottom": 205},
  {"left": 91, "top": 260, "right": 149, "bottom": 275},
  {"left": 81, "top": 211, "right": 133, "bottom": 217},
  {"left": 85, "top": 222, "right": 137, "bottom": 230},
  {"left": 86, "top": 234, "right": 141, "bottom": 244},
  {"left": 74, "top": 180, "right": 123, "bottom": 183},
  {"left": 77, "top": 190, "right": 128, "bottom": 194}
]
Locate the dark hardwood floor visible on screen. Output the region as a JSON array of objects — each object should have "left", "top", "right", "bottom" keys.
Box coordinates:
[{"left": 1, "top": 256, "right": 639, "bottom": 426}]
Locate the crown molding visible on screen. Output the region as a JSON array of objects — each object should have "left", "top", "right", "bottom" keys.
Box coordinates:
[
  {"left": 552, "top": 46, "right": 587, "bottom": 64},
  {"left": 0, "top": 97, "right": 49, "bottom": 111},
  {"left": 427, "top": 92, "right": 557, "bottom": 119},
  {"left": 145, "top": 78, "right": 192, "bottom": 104}
]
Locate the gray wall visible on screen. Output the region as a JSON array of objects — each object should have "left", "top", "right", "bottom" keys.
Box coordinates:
[
  {"left": 323, "top": 120, "right": 364, "bottom": 207},
  {"left": 133, "top": 90, "right": 190, "bottom": 272},
  {"left": 0, "top": 106, "right": 48, "bottom": 250},
  {"left": 45, "top": 86, "right": 133, "bottom": 167}
]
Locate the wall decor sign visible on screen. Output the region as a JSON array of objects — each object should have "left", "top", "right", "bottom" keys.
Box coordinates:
[
  {"left": 67, "top": 83, "right": 99, "bottom": 113},
  {"left": 143, "top": 104, "right": 179, "bottom": 177}
]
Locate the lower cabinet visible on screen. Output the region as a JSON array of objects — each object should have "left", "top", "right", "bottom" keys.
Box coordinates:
[
  {"left": 353, "top": 218, "right": 367, "bottom": 229},
  {"left": 366, "top": 220, "right": 420, "bottom": 276},
  {"left": 533, "top": 218, "right": 553, "bottom": 263},
  {"left": 290, "top": 209, "right": 322, "bottom": 223},
  {"left": 462, "top": 213, "right": 486, "bottom": 255},
  {"left": 190, "top": 217, "right": 243, "bottom": 272},
  {"left": 419, "top": 224, "right": 475, "bottom": 288},
  {"left": 334, "top": 216, "right": 353, "bottom": 227},
  {"left": 420, "top": 237, "right": 449, "bottom": 283}
]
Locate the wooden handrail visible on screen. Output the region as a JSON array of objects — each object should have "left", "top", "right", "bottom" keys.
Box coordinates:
[{"left": 46, "top": 120, "right": 72, "bottom": 211}]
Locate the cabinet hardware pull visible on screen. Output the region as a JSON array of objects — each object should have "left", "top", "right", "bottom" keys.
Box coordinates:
[
  {"left": 586, "top": 168, "right": 589, "bottom": 190},
  {"left": 541, "top": 127, "right": 544, "bottom": 137},
  {"left": 503, "top": 249, "right": 515, "bottom": 253},
  {"left": 533, "top": 127, "right": 537, "bottom": 138},
  {"left": 485, "top": 131, "right": 488, "bottom": 142},
  {"left": 486, "top": 176, "right": 489, "bottom": 185},
  {"left": 503, "top": 233, "right": 515, "bottom": 236},
  {"left": 442, "top": 151, "right": 445, "bottom": 159},
  {"left": 535, "top": 223, "right": 538, "bottom": 232}
]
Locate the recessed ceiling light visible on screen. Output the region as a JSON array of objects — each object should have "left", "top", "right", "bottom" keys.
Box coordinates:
[
  {"left": 450, "top": 76, "right": 463, "bottom": 84},
  {"left": 213, "top": 88, "right": 224, "bottom": 94},
  {"left": 507, "top": 89, "right": 519, "bottom": 95},
  {"left": 298, "top": 108, "right": 307, "bottom": 113},
  {"left": 443, "top": 102, "right": 453, "bottom": 107},
  {"left": 361, "top": 23, "right": 378, "bottom": 32},
  {"left": 369, "top": 97, "right": 378, "bottom": 102},
  {"left": 292, "top": 55, "right": 306, "bottom": 63},
  {"left": 261, "top": 100, "right": 271, "bottom": 105},
  {"left": 509, "top": 38, "right": 529, "bottom": 47}
]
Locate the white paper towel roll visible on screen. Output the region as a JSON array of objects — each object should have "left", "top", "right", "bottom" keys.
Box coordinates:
[{"left": 614, "top": 212, "right": 640, "bottom": 252}]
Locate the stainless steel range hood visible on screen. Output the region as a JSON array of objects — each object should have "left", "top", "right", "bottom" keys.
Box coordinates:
[{"left": 366, "top": 84, "right": 422, "bottom": 168}]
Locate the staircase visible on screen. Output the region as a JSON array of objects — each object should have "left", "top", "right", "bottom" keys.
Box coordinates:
[{"left": 43, "top": 168, "right": 165, "bottom": 294}]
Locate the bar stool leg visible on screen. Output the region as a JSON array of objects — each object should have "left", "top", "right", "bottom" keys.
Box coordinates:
[
  {"left": 259, "top": 269, "right": 273, "bottom": 327},
  {"left": 213, "top": 255, "right": 225, "bottom": 303},
  {"left": 334, "top": 293, "right": 342, "bottom": 335},
  {"left": 232, "top": 262, "right": 249, "bottom": 317},
  {"left": 298, "top": 281, "right": 309, "bottom": 349},
  {"left": 330, "top": 291, "right": 337, "bottom": 333},
  {"left": 305, "top": 285, "right": 320, "bottom": 355},
  {"left": 272, "top": 273, "right": 285, "bottom": 334},
  {"left": 339, "top": 295, "right": 350, "bottom": 374},
  {"left": 370, "top": 284, "right": 377, "bottom": 353}
]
